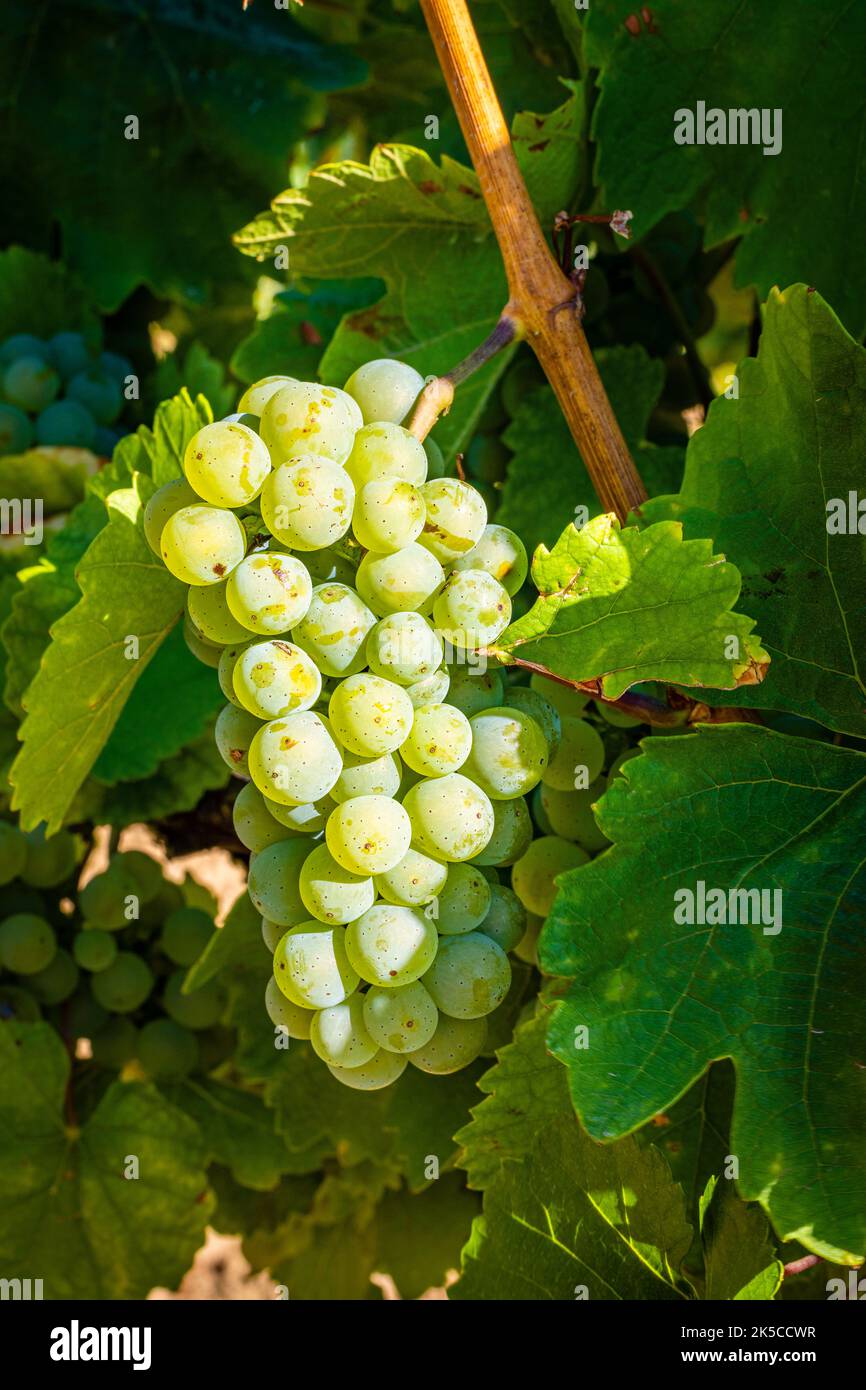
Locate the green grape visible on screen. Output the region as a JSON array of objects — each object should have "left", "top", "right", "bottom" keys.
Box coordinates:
[
  {"left": 0, "top": 914, "right": 57, "bottom": 974},
  {"left": 435, "top": 862, "right": 491, "bottom": 935},
  {"left": 375, "top": 846, "right": 448, "bottom": 907},
  {"left": 160, "top": 907, "right": 214, "bottom": 966},
  {"left": 408, "top": 1013, "right": 487, "bottom": 1074},
  {"left": 607, "top": 747, "right": 642, "bottom": 785},
  {"left": 0, "top": 403, "right": 33, "bottom": 456},
  {"left": 329, "top": 749, "right": 402, "bottom": 804},
  {"left": 2, "top": 354, "right": 60, "bottom": 412},
  {"left": 310, "top": 993, "right": 378, "bottom": 1068},
  {"left": 463, "top": 705, "right": 548, "bottom": 800},
  {"left": 46, "top": 331, "right": 90, "bottom": 377},
  {"left": 161, "top": 504, "right": 247, "bottom": 586},
  {"left": 474, "top": 794, "right": 533, "bottom": 866},
  {"left": 215, "top": 704, "right": 263, "bottom": 779},
  {"left": 511, "top": 835, "right": 590, "bottom": 915},
  {"left": 72, "top": 929, "right": 118, "bottom": 973},
  {"left": 20, "top": 825, "right": 80, "bottom": 888},
  {"left": 261, "top": 456, "right": 354, "bottom": 551},
  {"left": 66, "top": 368, "right": 122, "bottom": 425},
  {"left": 1, "top": 332, "right": 46, "bottom": 364},
  {"left": 0, "top": 983, "right": 42, "bottom": 1022},
  {"left": 260, "top": 381, "right": 357, "bottom": 465},
  {"left": 328, "top": 674, "right": 414, "bottom": 757},
  {"left": 343, "top": 358, "right": 425, "bottom": 425},
  {"left": 291, "top": 582, "right": 375, "bottom": 679},
  {"left": 98, "top": 350, "right": 134, "bottom": 384},
  {"left": 247, "top": 838, "right": 310, "bottom": 924},
  {"left": 116, "top": 850, "right": 163, "bottom": 904},
  {"left": 265, "top": 975, "right": 312, "bottom": 1038},
  {"left": 35, "top": 399, "right": 95, "bottom": 448},
  {"left": 529, "top": 672, "right": 590, "bottom": 718},
  {"left": 445, "top": 663, "right": 504, "bottom": 716},
  {"left": 164, "top": 969, "right": 225, "bottom": 1030},
  {"left": 353, "top": 478, "right": 426, "bottom": 553},
  {"left": 273, "top": 922, "right": 358, "bottom": 1009},
  {"left": 232, "top": 639, "right": 321, "bottom": 720},
  {"left": 406, "top": 667, "right": 450, "bottom": 709},
  {"left": 248, "top": 710, "right": 343, "bottom": 805},
  {"left": 514, "top": 911, "right": 543, "bottom": 965},
  {"left": 184, "top": 616, "right": 222, "bottom": 668},
  {"left": 327, "top": 1049, "right": 407, "bottom": 1090},
  {"left": 303, "top": 544, "right": 358, "bottom": 587},
  {"left": 402, "top": 772, "right": 494, "bottom": 862},
  {"left": 452, "top": 524, "right": 527, "bottom": 597},
  {"left": 0, "top": 822, "right": 28, "bottom": 885},
  {"left": 542, "top": 716, "right": 605, "bottom": 790},
  {"left": 423, "top": 932, "right": 510, "bottom": 1019},
  {"left": 478, "top": 883, "right": 526, "bottom": 953},
  {"left": 237, "top": 375, "right": 295, "bottom": 416},
  {"left": 506, "top": 685, "right": 561, "bottom": 760},
  {"left": 540, "top": 777, "right": 610, "bottom": 852},
  {"left": 326, "top": 794, "right": 412, "bottom": 875},
  {"left": 418, "top": 478, "right": 487, "bottom": 562},
  {"left": 226, "top": 552, "right": 312, "bottom": 635},
  {"left": 183, "top": 420, "right": 271, "bottom": 507},
  {"left": 423, "top": 434, "right": 445, "bottom": 479},
  {"left": 266, "top": 795, "right": 332, "bottom": 834},
  {"left": 262, "top": 916, "right": 288, "bottom": 953},
  {"left": 187, "top": 581, "right": 251, "bottom": 646},
  {"left": 400, "top": 702, "right": 472, "bottom": 777},
  {"left": 432, "top": 569, "right": 511, "bottom": 650},
  {"left": 299, "top": 843, "right": 375, "bottom": 925},
  {"left": 345, "top": 903, "right": 438, "bottom": 987},
  {"left": 530, "top": 784, "right": 554, "bottom": 835},
  {"left": 366, "top": 612, "right": 443, "bottom": 686},
  {"left": 91, "top": 952, "right": 154, "bottom": 1013},
  {"left": 594, "top": 698, "right": 645, "bottom": 729},
  {"left": 356, "top": 543, "right": 444, "bottom": 617},
  {"left": 82, "top": 857, "right": 147, "bottom": 930},
  {"left": 234, "top": 781, "right": 297, "bottom": 851},
  {"left": 218, "top": 642, "right": 250, "bottom": 707},
  {"left": 137, "top": 880, "right": 184, "bottom": 930},
  {"left": 138, "top": 1018, "right": 199, "bottom": 1079},
  {"left": 91, "top": 1016, "right": 138, "bottom": 1069},
  {"left": 363, "top": 980, "right": 438, "bottom": 1053}
]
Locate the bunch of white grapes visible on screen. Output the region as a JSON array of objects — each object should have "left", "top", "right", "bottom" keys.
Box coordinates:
[{"left": 145, "top": 358, "right": 620, "bottom": 1091}]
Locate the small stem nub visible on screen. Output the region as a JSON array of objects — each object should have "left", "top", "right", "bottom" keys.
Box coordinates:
[{"left": 407, "top": 310, "right": 522, "bottom": 442}]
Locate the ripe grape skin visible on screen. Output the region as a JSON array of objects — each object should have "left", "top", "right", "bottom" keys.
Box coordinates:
[
  {"left": 594, "top": 697, "right": 645, "bottom": 729},
  {"left": 356, "top": 543, "right": 445, "bottom": 618},
  {"left": 353, "top": 478, "right": 426, "bottom": 553},
  {"left": 266, "top": 795, "right": 332, "bottom": 835},
  {"left": 343, "top": 359, "right": 425, "bottom": 426},
  {"left": 260, "top": 381, "right": 357, "bottom": 465},
  {"left": 265, "top": 975, "right": 312, "bottom": 1038},
  {"left": 232, "top": 639, "right": 321, "bottom": 720},
  {"left": 273, "top": 922, "right": 359, "bottom": 1009},
  {"left": 540, "top": 777, "right": 610, "bottom": 852},
  {"left": 247, "top": 838, "right": 310, "bottom": 924},
  {"left": 310, "top": 994, "right": 378, "bottom": 1068},
  {"left": 453, "top": 523, "right": 528, "bottom": 596},
  {"left": 445, "top": 664, "right": 504, "bottom": 716},
  {"left": 474, "top": 794, "right": 533, "bottom": 866},
  {"left": 477, "top": 883, "right": 526, "bottom": 953},
  {"left": 215, "top": 704, "right": 263, "bottom": 779},
  {"left": 262, "top": 916, "right": 288, "bottom": 953},
  {"left": 78, "top": 857, "right": 139, "bottom": 930},
  {"left": 325, "top": 794, "right": 412, "bottom": 875},
  {"left": 73, "top": 929, "right": 118, "bottom": 973},
  {"left": 30, "top": 948, "right": 79, "bottom": 1005},
  {"left": 3, "top": 354, "right": 60, "bottom": 412},
  {"left": 299, "top": 843, "right": 375, "bottom": 925},
  {"left": 161, "top": 504, "right": 246, "bottom": 586},
  {"left": 291, "top": 583, "right": 376, "bottom": 679},
  {"left": 91, "top": 952, "right": 154, "bottom": 1013},
  {"left": 432, "top": 568, "right": 511, "bottom": 650},
  {"left": 400, "top": 702, "right": 472, "bottom": 778},
  {"left": 511, "top": 834, "right": 590, "bottom": 916},
  {"left": 374, "top": 846, "right": 448, "bottom": 907},
  {"left": 261, "top": 456, "right": 354, "bottom": 551},
  {"left": 1, "top": 332, "right": 46, "bottom": 364},
  {"left": 184, "top": 420, "right": 272, "bottom": 507},
  {"left": 402, "top": 772, "right": 494, "bottom": 862},
  {"left": 506, "top": 685, "right": 562, "bottom": 761},
  {"left": 0, "top": 403, "right": 34, "bottom": 455},
  {"left": 36, "top": 399, "right": 96, "bottom": 448},
  {"left": 345, "top": 423, "right": 427, "bottom": 492},
  {"left": 408, "top": 1013, "right": 488, "bottom": 1074},
  {"left": 435, "top": 862, "right": 491, "bottom": 935},
  {"left": 143, "top": 477, "right": 200, "bottom": 555},
  {"left": 238, "top": 375, "right": 295, "bottom": 416},
  {"left": 422, "top": 931, "right": 511, "bottom": 1019},
  {"left": 329, "top": 749, "right": 402, "bottom": 804},
  {"left": 344, "top": 903, "right": 439, "bottom": 987},
  {"left": 406, "top": 667, "right": 451, "bottom": 709},
  {"left": 365, "top": 612, "right": 443, "bottom": 686},
  {"left": 327, "top": 1049, "right": 408, "bottom": 1091},
  {"left": 233, "top": 780, "right": 298, "bottom": 852},
  {"left": 218, "top": 643, "right": 251, "bottom": 707},
  {"left": 0, "top": 913, "right": 57, "bottom": 974},
  {"left": 418, "top": 478, "right": 487, "bottom": 562},
  {"left": 138, "top": 1018, "right": 199, "bottom": 1080},
  {"left": 46, "top": 331, "right": 90, "bottom": 377},
  {"left": 362, "top": 980, "right": 438, "bottom": 1054},
  {"left": 249, "top": 710, "right": 343, "bottom": 805},
  {"left": 463, "top": 705, "right": 548, "bottom": 800},
  {"left": 542, "top": 716, "right": 605, "bottom": 790},
  {"left": 187, "top": 582, "right": 252, "bottom": 646},
  {"left": 328, "top": 673, "right": 414, "bottom": 757},
  {"left": 529, "top": 672, "right": 590, "bottom": 718},
  {"left": 184, "top": 617, "right": 222, "bottom": 668},
  {"left": 226, "top": 552, "right": 312, "bottom": 635},
  {"left": 160, "top": 908, "right": 214, "bottom": 966}
]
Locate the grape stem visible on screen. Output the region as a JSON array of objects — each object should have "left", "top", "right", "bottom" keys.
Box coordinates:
[
  {"left": 418, "top": 0, "right": 647, "bottom": 522},
  {"left": 407, "top": 313, "right": 520, "bottom": 443}
]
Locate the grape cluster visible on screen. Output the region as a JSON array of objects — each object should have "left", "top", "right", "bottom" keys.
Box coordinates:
[
  {"left": 0, "top": 822, "right": 229, "bottom": 1080},
  {"left": 0, "top": 331, "right": 132, "bottom": 458},
  {"left": 146, "top": 359, "right": 638, "bottom": 1091}
]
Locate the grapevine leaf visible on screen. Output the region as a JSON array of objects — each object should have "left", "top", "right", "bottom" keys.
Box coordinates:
[
  {"left": 495, "top": 513, "right": 768, "bottom": 699},
  {"left": 700, "top": 1177, "right": 783, "bottom": 1301},
  {"left": 185, "top": 887, "right": 261, "bottom": 994},
  {"left": 153, "top": 344, "right": 236, "bottom": 421},
  {"left": 373, "top": 1176, "right": 480, "bottom": 1299},
  {"left": 160, "top": 1078, "right": 292, "bottom": 1191},
  {"left": 92, "top": 735, "right": 229, "bottom": 828},
  {"left": 94, "top": 389, "right": 211, "bottom": 497},
  {"left": 640, "top": 286, "right": 866, "bottom": 737},
  {"left": 231, "top": 281, "right": 383, "bottom": 389},
  {"left": 542, "top": 725, "right": 866, "bottom": 1265},
  {"left": 0, "top": 1023, "right": 212, "bottom": 1299},
  {"left": 586, "top": 0, "right": 866, "bottom": 336},
  {"left": 0, "top": 246, "right": 98, "bottom": 339}
]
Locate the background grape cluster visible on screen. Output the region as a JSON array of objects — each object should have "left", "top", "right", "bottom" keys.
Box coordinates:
[{"left": 0, "top": 329, "right": 132, "bottom": 458}]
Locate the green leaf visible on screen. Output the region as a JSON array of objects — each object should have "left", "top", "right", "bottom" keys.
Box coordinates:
[
  {"left": 496, "top": 513, "right": 768, "bottom": 698},
  {"left": 95, "top": 389, "right": 211, "bottom": 496},
  {"left": 0, "top": 1022, "right": 212, "bottom": 1299},
  {"left": 160, "top": 1077, "right": 292, "bottom": 1191},
  {"left": 586, "top": 0, "right": 866, "bottom": 336},
  {"left": 185, "top": 887, "right": 262, "bottom": 994},
  {"left": 374, "top": 1176, "right": 479, "bottom": 1299},
  {"left": 640, "top": 286, "right": 866, "bottom": 737},
  {"left": 153, "top": 343, "right": 236, "bottom": 421},
  {"left": 92, "top": 735, "right": 229, "bottom": 828},
  {"left": 231, "top": 281, "right": 383, "bottom": 389},
  {"left": 0, "top": 246, "right": 98, "bottom": 339},
  {"left": 543, "top": 724, "right": 866, "bottom": 1265},
  {"left": 700, "top": 1177, "right": 784, "bottom": 1301}
]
